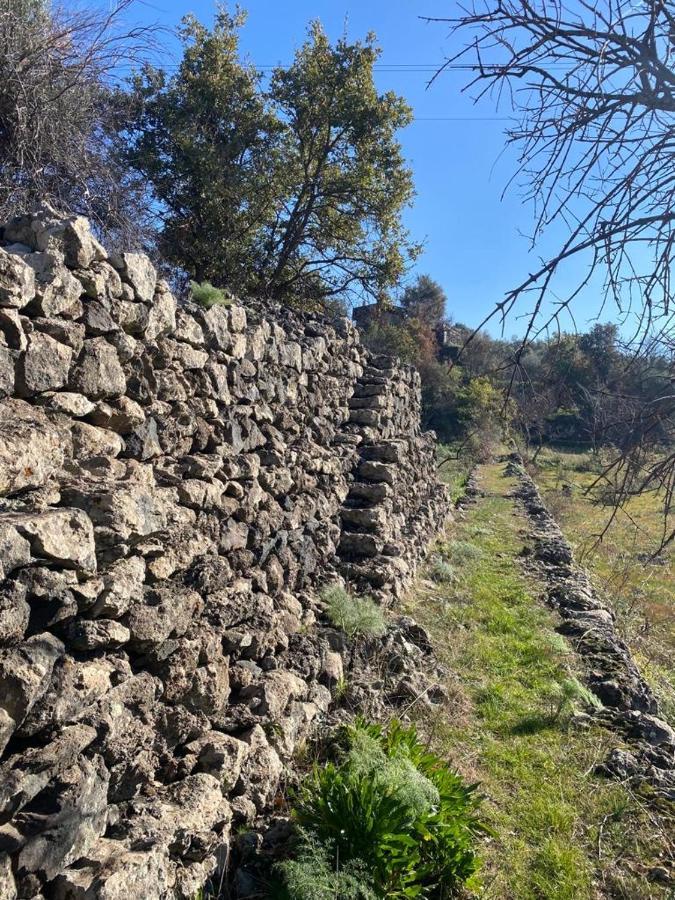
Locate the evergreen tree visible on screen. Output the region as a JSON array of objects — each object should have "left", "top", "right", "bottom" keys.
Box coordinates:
[{"left": 127, "top": 14, "right": 418, "bottom": 305}]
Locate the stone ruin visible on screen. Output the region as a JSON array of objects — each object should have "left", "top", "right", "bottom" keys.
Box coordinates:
[{"left": 0, "top": 206, "right": 449, "bottom": 898}]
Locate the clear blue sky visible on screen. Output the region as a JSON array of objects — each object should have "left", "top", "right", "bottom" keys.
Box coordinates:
[{"left": 122, "top": 0, "right": 607, "bottom": 336}]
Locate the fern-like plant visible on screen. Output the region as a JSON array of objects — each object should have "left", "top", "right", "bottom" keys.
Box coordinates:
[
  {"left": 274, "top": 832, "right": 377, "bottom": 900},
  {"left": 282, "top": 719, "right": 486, "bottom": 899}
]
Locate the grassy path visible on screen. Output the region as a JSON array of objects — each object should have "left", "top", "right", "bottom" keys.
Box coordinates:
[{"left": 404, "top": 462, "right": 673, "bottom": 899}]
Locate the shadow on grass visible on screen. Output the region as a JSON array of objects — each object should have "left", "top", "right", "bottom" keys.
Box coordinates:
[{"left": 508, "top": 712, "right": 557, "bottom": 736}]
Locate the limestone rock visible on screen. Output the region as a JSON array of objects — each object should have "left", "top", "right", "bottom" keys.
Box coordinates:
[
  {"left": 70, "top": 338, "right": 125, "bottom": 399},
  {"left": 0, "top": 249, "right": 34, "bottom": 309},
  {"left": 112, "top": 253, "right": 157, "bottom": 303},
  {"left": 0, "top": 401, "right": 69, "bottom": 495},
  {"left": 13, "top": 509, "right": 96, "bottom": 573},
  {"left": 18, "top": 332, "right": 72, "bottom": 395},
  {"left": 0, "top": 633, "right": 63, "bottom": 751}
]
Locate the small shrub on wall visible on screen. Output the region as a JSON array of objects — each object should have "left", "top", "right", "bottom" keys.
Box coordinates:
[
  {"left": 321, "top": 585, "right": 386, "bottom": 639},
  {"left": 189, "top": 280, "right": 231, "bottom": 308}
]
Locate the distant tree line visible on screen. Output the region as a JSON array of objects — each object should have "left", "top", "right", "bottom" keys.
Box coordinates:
[{"left": 362, "top": 276, "right": 675, "bottom": 469}]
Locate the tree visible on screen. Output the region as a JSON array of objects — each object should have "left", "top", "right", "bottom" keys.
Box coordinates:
[
  {"left": 431, "top": 0, "right": 675, "bottom": 350},
  {"left": 126, "top": 9, "right": 283, "bottom": 284},
  {"left": 128, "top": 16, "right": 418, "bottom": 306},
  {"left": 399, "top": 275, "right": 447, "bottom": 328},
  {"left": 260, "top": 23, "right": 418, "bottom": 305},
  {"left": 429, "top": 0, "right": 675, "bottom": 543},
  {"left": 0, "top": 0, "right": 153, "bottom": 244}
]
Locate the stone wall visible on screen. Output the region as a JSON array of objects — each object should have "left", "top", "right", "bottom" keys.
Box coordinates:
[
  {"left": 508, "top": 454, "right": 674, "bottom": 798},
  {"left": 0, "top": 206, "right": 448, "bottom": 899}
]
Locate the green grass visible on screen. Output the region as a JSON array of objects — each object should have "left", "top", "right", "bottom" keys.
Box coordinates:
[
  {"left": 404, "top": 462, "right": 674, "bottom": 899},
  {"left": 532, "top": 447, "right": 675, "bottom": 722}
]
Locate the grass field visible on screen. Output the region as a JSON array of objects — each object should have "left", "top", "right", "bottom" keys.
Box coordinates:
[
  {"left": 405, "top": 461, "right": 674, "bottom": 899},
  {"left": 530, "top": 447, "right": 675, "bottom": 723}
]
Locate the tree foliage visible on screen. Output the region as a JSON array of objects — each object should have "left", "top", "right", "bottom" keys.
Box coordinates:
[
  {"left": 0, "top": 0, "right": 153, "bottom": 243},
  {"left": 399, "top": 275, "right": 446, "bottom": 327},
  {"left": 126, "top": 9, "right": 282, "bottom": 284},
  {"left": 127, "top": 14, "right": 418, "bottom": 306}
]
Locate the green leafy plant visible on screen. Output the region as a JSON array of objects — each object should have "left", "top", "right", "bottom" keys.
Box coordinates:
[
  {"left": 281, "top": 719, "right": 486, "bottom": 899},
  {"left": 189, "top": 280, "right": 231, "bottom": 308},
  {"left": 333, "top": 676, "right": 349, "bottom": 701},
  {"left": 321, "top": 585, "right": 386, "bottom": 639}
]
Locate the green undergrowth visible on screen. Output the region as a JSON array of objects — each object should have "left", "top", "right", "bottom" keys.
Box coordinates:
[
  {"left": 403, "top": 463, "right": 674, "bottom": 899},
  {"left": 275, "top": 719, "right": 486, "bottom": 899}
]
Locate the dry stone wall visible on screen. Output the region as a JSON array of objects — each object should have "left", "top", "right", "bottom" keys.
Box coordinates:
[
  {"left": 0, "top": 205, "right": 448, "bottom": 899},
  {"left": 508, "top": 454, "right": 675, "bottom": 798}
]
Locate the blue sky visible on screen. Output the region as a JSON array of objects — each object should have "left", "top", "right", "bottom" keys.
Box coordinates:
[{"left": 123, "top": 0, "right": 607, "bottom": 336}]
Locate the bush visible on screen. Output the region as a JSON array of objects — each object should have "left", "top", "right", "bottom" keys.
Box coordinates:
[
  {"left": 321, "top": 585, "right": 386, "bottom": 639},
  {"left": 189, "top": 280, "right": 230, "bottom": 308},
  {"left": 444, "top": 540, "right": 483, "bottom": 566},
  {"left": 280, "top": 719, "right": 486, "bottom": 899},
  {"left": 429, "top": 557, "right": 456, "bottom": 585}
]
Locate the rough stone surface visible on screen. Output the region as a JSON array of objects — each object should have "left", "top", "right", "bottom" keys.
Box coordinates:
[
  {"left": 509, "top": 453, "right": 675, "bottom": 799},
  {"left": 0, "top": 208, "right": 449, "bottom": 897}
]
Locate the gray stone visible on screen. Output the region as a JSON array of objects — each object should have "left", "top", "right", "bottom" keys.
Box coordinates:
[
  {"left": 0, "top": 401, "right": 69, "bottom": 496},
  {"left": 72, "top": 422, "right": 124, "bottom": 460},
  {"left": 114, "top": 253, "right": 157, "bottom": 303},
  {"left": 0, "top": 633, "right": 63, "bottom": 751},
  {"left": 0, "top": 347, "right": 16, "bottom": 398},
  {"left": 0, "top": 249, "right": 34, "bottom": 309},
  {"left": 32, "top": 211, "right": 106, "bottom": 268},
  {"left": 70, "top": 338, "right": 126, "bottom": 399},
  {"left": 30, "top": 264, "right": 83, "bottom": 318},
  {"left": 43, "top": 392, "right": 95, "bottom": 417},
  {"left": 14, "top": 508, "right": 96, "bottom": 573},
  {"left": 18, "top": 332, "right": 72, "bottom": 394},
  {"left": 145, "top": 289, "right": 176, "bottom": 341},
  {"left": 0, "top": 854, "right": 16, "bottom": 899}
]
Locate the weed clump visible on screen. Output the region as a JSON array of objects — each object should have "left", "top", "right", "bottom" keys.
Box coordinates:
[
  {"left": 277, "top": 719, "right": 485, "bottom": 899},
  {"left": 447, "top": 539, "right": 482, "bottom": 565},
  {"left": 321, "top": 585, "right": 386, "bottom": 639},
  {"left": 189, "top": 280, "right": 231, "bottom": 308},
  {"left": 429, "top": 557, "right": 457, "bottom": 585},
  {"left": 550, "top": 676, "right": 602, "bottom": 721}
]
